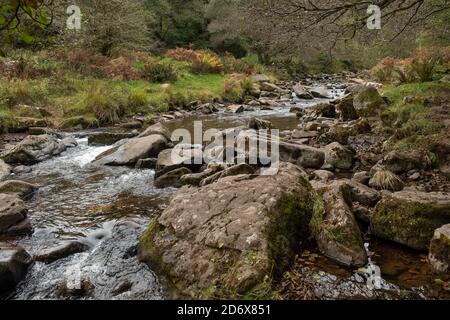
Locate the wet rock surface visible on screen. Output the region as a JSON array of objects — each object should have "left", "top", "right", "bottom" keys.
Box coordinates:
[{"left": 0, "top": 243, "right": 32, "bottom": 296}]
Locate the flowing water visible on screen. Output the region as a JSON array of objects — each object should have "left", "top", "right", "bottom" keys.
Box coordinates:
[{"left": 3, "top": 86, "right": 446, "bottom": 300}]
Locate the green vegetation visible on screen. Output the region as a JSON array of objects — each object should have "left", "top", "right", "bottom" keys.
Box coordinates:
[{"left": 380, "top": 81, "right": 449, "bottom": 152}]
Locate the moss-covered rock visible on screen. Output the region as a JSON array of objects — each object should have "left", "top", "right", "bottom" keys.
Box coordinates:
[
  {"left": 336, "top": 94, "right": 359, "bottom": 121},
  {"left": 371, "top": 190, "right": 450, "bottom": 250},
  {"left": 0, "top": 180, "right": 37, "bottom": 199},
  {"left": 138, "top": 162, "right": 315, "bottom": 299},
  {"left": 428, "top": 224, "right": 450, "bottom": 274},
  {"left": 310, "top": 181, "right": 368, "bottom": 267},
  {"left": 353, "top": 87, "right": 387, "bottom": 117}
]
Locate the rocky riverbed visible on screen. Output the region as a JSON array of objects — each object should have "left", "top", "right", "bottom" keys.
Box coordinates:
[{"left": 1, "top": 74, "right": 449, "bottom": 300}]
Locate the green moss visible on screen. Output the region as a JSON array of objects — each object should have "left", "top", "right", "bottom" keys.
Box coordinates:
[
  {"left": 266, "top": 177, "right": 314, "bottom": 278},
  {"left": 371, "top": 198, "right": 450, "bottom": 250}
]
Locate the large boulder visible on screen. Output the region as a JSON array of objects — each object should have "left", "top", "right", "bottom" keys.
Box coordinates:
[
  {"left": 138, "top": 123, "right": 171, "bottom": 140},
  {"left": 0, "top": 160, "right": 11, "bottom": 181},
  {"left": 0, "top": 180, "right": 37, "bottom": 199},
  {"left": 226, "top": 104, "right": 245, "bottom": 114},
  {"left": 200, "top": 164, "right": 255, "bottom": 187},
  {"left": 371, "top": 190, "right": 450, "bottom": 250},
  {"left": 94, "top": 134, "right": 169, "bottom": 166},
  {"left": 139, "top": 163, "right": 316, "bottom": 299},
  {"left": 260, "top": 82, "right": 286, "bottom": 94},
  {"left": 353, "top": 87, "right": 387, "bottom": 117},
  {"left": 428, "top": 224, "right": 450, "bottom": 274},
  {"left": 0, "top": 194, "right": 30, "bottom": 235},
  {"left": 311, "top": 182, "right": 368, "bottom": 267},
  {"left": 323, "top": 142, "right": 354, "bottom": 170},
  {"left": 248, "top": 117, "right": 273, "bottom": 130},
  {"left": 0, "top": 243, "right": 32, "bottom": 295},
  {"left": 383, "top": 150, "right": 432, "bottom": 174},
  {"left": 310, "top": 86, "right": 331, "bottom": 99},
  {"left": 1, "top": 135, "right": 66, "bottom": 165}
]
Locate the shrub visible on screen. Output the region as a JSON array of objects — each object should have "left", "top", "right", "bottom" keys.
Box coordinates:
[
  {"left": 0, "top": 80, "right": 47, "bottom": 107},
  {"left": 104, "top": 57, "right": 139, "bottom": 81},
  {"left": 83, "top": 84, "right": 127, "bottom": 124},
  {"left": 369, "top": 170, "right": 404, "bottom": 192},
  {"left": 57, "top": 48, "right": 108, "bottom": 76},
  {"left": 221, "top": 53, "right": 254, "bottom": 74},
  {"left": 141, "top": 61, "right": 178, "bottom": 83},
  {"left": 222, "top": 75, "right": 254, "bottom": 103},
  {"left": 370, "top": 57, "right": 399, "bottom": 82},
  {"left": 165, "top": 48, "right": 224, "bottom": 74}
]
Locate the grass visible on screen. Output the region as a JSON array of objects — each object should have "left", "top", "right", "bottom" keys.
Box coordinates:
[
  {"left": 0, "top": 49, "right": 237, "bottom": 128},
  {"left": 380, "top": 81, "right": 449, "bottom": 152}
]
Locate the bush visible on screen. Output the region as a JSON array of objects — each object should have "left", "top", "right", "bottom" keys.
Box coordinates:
[
  {"left": 221, "top": 53, "right": 253, "bottom": 74},
  {"left": 0, "top": 80, "right": 47, "bottom": 107},
  {"left": 222, "top": 75, "right": 254, "bottom": 103},
  {"left": 165, "top": 48, "right": 224, "bottom": 74},
  {"left": 83, "top": 84, "right": 127, "bottom": 124},
  {"left": 104, "top": 57, "right": 139, "bottom": 81},
  {"left": 370, "top": 57, "right": 399, "bottom": 82},
  {"left": 56, "top": 48, "right": 108, "bottom": 76},
  {"left": 141, "top": 61, "right": 178, "bottom": 83}
]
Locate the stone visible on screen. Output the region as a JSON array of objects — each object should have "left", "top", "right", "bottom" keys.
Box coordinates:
[
  {"left": 94, "top": 134, "right": 169, "bottom": 166},
  {"left": 1, "top": 135, "right": 66, "bottom": 165},
  {"left": 135, "top": 158, "right": 158, "bottom": 169},
  {"left": 291, "top": 130, "right": 318, "bottom": 139},
  {"left": 353, "top": 171, "right": 371, "bottom": 186},
  {"left": 383, "top": 150, "right": 431, "bottom": 174},
  {"left": 0, "top": 194, "right": 28, "bottom": 234},
  {"left": 155, "top": 146, "right": 204, "bottom": 177},
  {"left": 353, "top": 87, "right": 387, "bottom": 117},
  {"left": 310, "top": 86, "right": 331, "bottom": 99},
  {"left": 323, "top": 142, "right": 354, "bottom": 170},
  {"left": 154, "top": 167, "right": 192, "bottom": 189},
  {"left": 250, "top": 74, "right": 270, "bottom": 83},
  {"left": 200, "top": 164, "right": 255, "bottom": 187},
  {"left": 88, "top": 132, "right": 138, "bottom": 146},
  {"left": 279, "top": 143, "right": 325, "bottom": 169},
  {"left": 293, "top": 83, "right": 314, "bottom": 99},
  {"left": 312, "top": 103, "right": 336, "bottom": 118},
  {"left": 428, "top": 224, "right": 450, "bottom": 274},
  {"left": 197, "top": 103, "right": 218, "bottom": 115},
  {"left": 139, "top": 163, "right": 316, "bottom": 298},
  {"left": 138, "top": 123, "right": 171, "bottom": 140},
  {"left": 336, "top": 94, "right": 359, "bottom": 121},
  {"left": 247, "top": 117, "right": 273, "bottom": 130},
  {"left": 323, "top": 125, "right": 349, "bottom": 145},
  {"left": 347, "top": 118, "right": 372, "bottom": 135},
  {"left": 0, "top": 180, "right": 37, "bottom": 199},
  {"left": 370, "top": 190, "right": 450, "bottom": 250},
  {"left": 180, "top": 168, "right": 219, "bottom": 187},
  {"left": 0, "top": 159, "right": 11, "bottom": 181},
  {"left": 260, "top": 82, "right": 285, "bottom": 94},
  {"left": 311, "top": 182, "right": 368, "bottom": 267},
  {"left": 226, "top": 104, "right": 245, "bottom": 114},
  {"left": 34, "top": 241, "right": 90, "bottom": 264},
  {"left": 313, "top": 170, "right": 335, "bottom": 182},
  {"left": 12, "top": 165, "right": 32, "bottom": 175},
  {"left": 0, "top": 243, "right": 32, "bottom": 295}
]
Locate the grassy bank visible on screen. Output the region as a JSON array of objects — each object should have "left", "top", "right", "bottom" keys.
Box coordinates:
[{"left": 0, "top": 48, "right": 268, "bottom": 130}]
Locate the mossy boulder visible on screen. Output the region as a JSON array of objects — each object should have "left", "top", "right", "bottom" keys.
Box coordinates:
[
  {"left": 1, "top": 134, "right": 66, "bottom": 165},
  {"left": 310, "top": 181, "right": 368, "bottom": 267},
  {"left": 428, "top": 224, "right": 450, "bottom": 274},
  {"left": 353, "top": 87, "right": 387, "bottom": 117},
  {"left": 323, "top": 142, "right": 354, "bottom": 170},
  {"left": 0, "top": 180, "right": 37, "bottom": 199},
  {"left": 138, "top": 162, "right": 315, "bottom": 299},
  {"left": 370, "top": 190, "right": 450, "bottom": 250}
]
